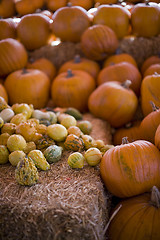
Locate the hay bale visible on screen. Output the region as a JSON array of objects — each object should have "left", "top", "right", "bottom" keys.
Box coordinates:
[{"left": 0, "top": 113, "right": 112, "bottom": 240}]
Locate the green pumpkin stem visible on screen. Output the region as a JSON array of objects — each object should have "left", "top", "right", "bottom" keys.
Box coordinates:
[
  {"left": 121, "top": 80, "right": 131, "bottom": 89},
  {"left": 122, "top": 137, "right": 129, "bottom": 145},
  {"left": 149, "top": 101, "right": 159, "bottom": 111},
  {"left": 74, "top": 55, "right": 81, "bottom": 64},
  {"left": 150, "top": 186, "right": 160, "bottom": 208},
  {"left": 67, "top": 69, "right": 74, "bottom": 78}
]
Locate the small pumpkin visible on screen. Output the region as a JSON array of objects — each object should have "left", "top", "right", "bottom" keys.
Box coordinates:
[
  {"left": 45, "top": 0, "right": 67, "bottom": 12},
  {"left": 15, "top": 0, "right": 44, "bottom": 16},
  {"left": 44, "top": 145, "right": 62, "bottom": 163},
  {"left": 100, "top": 137, "right": 160, "bottom": 198},
  {"left": 141, "top": 55, "right": 160, "bottom": 75},
  {"left": 0, "top": 18, "right": 17, "bottom": 40},
  {"left": 143, "top": 63, "right": 160, "bottom": 77},
  {"left": 0, "top": 0, "right": 16, "bottom": 18}
]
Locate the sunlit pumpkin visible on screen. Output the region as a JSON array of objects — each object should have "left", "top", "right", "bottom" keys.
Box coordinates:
[{"left": 100, "top": 138, "right": 160, "bottom": 198}]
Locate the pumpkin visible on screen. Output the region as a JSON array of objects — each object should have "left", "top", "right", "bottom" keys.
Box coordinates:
[
  {"left": 103, "top": 53, "right": 138, "bottom": 69},
  {"left": 92, "top": 4, "right": 131, "bottom": 39},
  {"left": 15, "top": 0, "right": 44, "bottom": 16},
  {"left": 140, "top": 102, "right": 160, "bottom": 143},
  {"left": 0, "top": 18, "right": 17, "bottom": 40},
  {"left": 68, "top": 0, "right": 94, "bottom": 10},
  {"left": 141, "top": 55, "right": 160, "bottom": 75},
  {"left": 4, "top": 68, "right": 50, "bottom": 109},
  {"left": 81, "top": 24, "right": 119, "bottom": 61},
  {"left": 100, "top": 138, "right": 160, "bottom": 198},
  {"left": 15, "top": 157, "right": 39, "bottom": 186},
  {"left": 58, "top": 55, "right": 100, "bottom": 79},
  {"left": 0, "top": 38, "right": 28, "bottom": 77},
  {"left": 26, "top": 57, "right": 57, "bottom": 81},
  {"left": 113, "top": 120, "right": 141, "bottom": 145},
  {"left": 131, "top": 2, "right": 160, "bottom": 37},
  {"left": 0, "top": 84, "right": 8, "bottom": 103},
  {"left": 44, "top": 145, "right": 62, "bottom": 164},
  {"left": 64, "top": 134, "right": 84, "bottom": 151},
  {"left": 17, "top": 13, "right": 51, "bottom": 51},
  {"left": 143, "top": 63, "right": 160, "bottom": 77},
  {"left": 51, "top": 69, "right": 96, "bottom": 112},
  {"left": 141, "top": 73, "right": 160, "bottom": 116},
  {"left": 45, "top": 0, "right": 67, "bottom": 12},
  {"left": 0, "top": 0, "right": 16, "bottom": 18},
  {"left": 88, "top": 80, "right": 138, "bottom": 128},
  {"left": 155, "top": 124, "right": 160, "bottom": 150},
  {"left": 108, "top": 186, "right": 160, "bottom": 240},
  {"left": 94, "top": 0, "right": 118, "bottom": 4},
  {"left": 28, "top": 149, "right": 50, "bottom": 171},
  {"left": 97, "top": 62, "right": 142, "bottom": 96},
  {"left": 51, "top": 4, "right": 91, "bottom": 42}
]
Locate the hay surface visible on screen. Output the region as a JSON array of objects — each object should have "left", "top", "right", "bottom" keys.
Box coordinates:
[{"left": 0, "top": 113, "right": 112, "bottom": 240}]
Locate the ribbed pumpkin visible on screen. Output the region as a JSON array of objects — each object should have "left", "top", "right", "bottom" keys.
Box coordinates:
[
  {"left": 141, "top": 55, "right": 160, "bottom": 75},
  {"left": 94, "top": 0, "right": 118, "bottom": 3},
  {"left": 17, "top": 13, "right": 51, "bottom": 51},
  {"left": 100, "top": 138, "right": 160, "bottom": 198},
  {"left": 0, "top": 38, "right": 28, "bottom": 77},
  {"left": 26, "top": 57, "right": 57, "bottom": 81},
  {"left": 51, "top": 4, "right": 91, "bottom": 42},
  {"left": 141, "top": 73, "right": 160, "bottom": 116},
  {"left": 131, "top": 2, "right": 160, "bottom": 37},
  {"left": 143, "top": 63, "right": 160, "bottom": 77},
  {"left": 0, "top": 18, "right": 17, "bottom": 40},
  {"left": 0, "top": 0, "right": 16, "bottom": 18},
  {"left": 51, "top": 69, "right": 96, "bottom": 112},
  {"left": 155, "top": 124, "right": 160, "bottom": 150},
  {"left": 81, "top": 24, "right": 119, "bottom": 61},
  {"left": 58, "top": 55, "right": 100, "bottom": 79},
  {"left": 93, "top": 4, "right": 131, "bottom": 39},
  {"left": 15, "top": 0, "right": 44, "bottom": 16},
  {"left": 45, "top": 0, "right": 67, "bottom": 12},
  {"left": 97, "top": 62, "right": 142, "bottom": 95},
  {"left": 88, "top": 80, "right": 138, "bottom": 128},
  {"left": 0, "top": 84, "right": 8, "bottom": 103},
  {"left": 4, "top": 68, "right": 50, "bottom": 109},
  {"left": 69, "top": 0, "right": 94, "bottom": 10},
  {"left": 103, "top": 53, "right": 138, "bottom": 68},
  {"left": 108, "top": 186, "right": 160, "bottom": 240}
]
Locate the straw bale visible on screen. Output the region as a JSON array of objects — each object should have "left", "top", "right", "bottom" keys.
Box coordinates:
[{"left": 0, "top": 113, "right": 112, "bottom": 240}]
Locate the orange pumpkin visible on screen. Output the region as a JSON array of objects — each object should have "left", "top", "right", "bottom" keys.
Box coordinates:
[
  {"left": 0, "top": 0, "right": 16, "bottom": 18},
  {"left": 45, "top": 0, "right": 67, "bottom": 12},
  {"left": 108, "top": 186, "right": 160, "bottom": 240},
  {"left": 0, "top": 38, "right": 28, "bottom": 77},
  {"left": 94, "top": 0, "right": 118, "bottom": 4},
  {"left": 26, "top": 57, "right": 57, "bottom": 81},
  {"left": 51, "top": 69, "right": 96, "bottom": 112},
  {"left": 17, "top": 13, "right": 51, "bottom": 51},
  {"left": 0, "top": 84, "right": 8, "bottom": 103},
  {"left": 155, "top": 124, "right": 160, "bottom": 150},
  {"left": 4, "top": 68, "right": 50, "bottom": 109},
  {"left": 58, "top": 55, "right": 100, "bottom": 79},
  {"left": 97, "top": 62, "right": 142, "bottom": 96},
  {"left": 141, "top": 73, "right": 160, "bottom": 116},
  {"left": 103, "top": 53, "right": 138, "bottom": 68},
  {"left": 93, "top": 4, "right": 131, "bottom": 39},
  {"left": 69, "top": 0, "right": 94, "bottom": 10},
  {"left": 81, "top": 24, "right": 119, "bottom": 61},
  {"left": 141, "top": 55, "right": 160, "bottom": 75},
  {"left": 100, "top": 138, "right": 160, "bottom": 198},
  {"left": 51, "top": 4, "right": 91, "bottom": 42},
  {"left": 143, "top": 63, "right": 160, "bottom": 77},
  {"left": 0, "top": 18, "right": 17, "bottom": 40},
  {"left": 15, "top": 0, "right": 45, "bottom": 16},
  {"left": 131, "top": 2, "right": 160, "bottom": 37},
  {"left": 88, "top": 80, "right": 138, "bottom": 128}
]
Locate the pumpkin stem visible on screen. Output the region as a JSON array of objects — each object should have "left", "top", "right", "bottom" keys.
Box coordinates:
[
  {"left": 74, "top": 55, "right": 81, "bottom": 64},
  {"left": 149, "top": 101, "right": 159, "bottom": 111},
  {"left": 67, "top": 2, "right": 72, "bottom": 7},
  {"left": 121, "top": 80, "right": 131, "bottom": 89},
  {"left": 122, "top": 137, "right": 129, "bottom": 144},
  {"left": 150, "top": 186, "right": 160, "bottom": 208},
  {"left": 67, "top": 69, "right": 74, "bottom": 78}
]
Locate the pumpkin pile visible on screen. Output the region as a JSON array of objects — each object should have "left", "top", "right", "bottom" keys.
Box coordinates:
[{"left": 1, "top": 1, "right": 160, "bottom": 239}]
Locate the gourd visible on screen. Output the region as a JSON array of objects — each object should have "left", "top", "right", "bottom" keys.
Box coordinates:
[
  {"left": 64, "top": 107, "right": 83, "bottom": 120},
  {"left": 15, "top": 157, "right": 39, "bottom": 186},
  {"left": 81, "top": 134, "right": 94, "bottom": 150},
  {"left": 76, "top": 120, "right": 92, "bottom": 134},
  {"left": 64, "top": 134, "right": 84, "bottom": 151},
  {"left": 32, "top": 110, "right": 50, "bottom": 120},
  {"left": 12, "top": 103, "right": 33, "bottom": 119},
  {"left": 24, "top": 141, "right": 36, "bottom": 154},
  {"left": 47, "top": 124, "right": 68, "bottom": 142},
  {"left": 68, "top": 152, "right": 85, "bottom": 169},
  {"left": 100, "top": 137, "right": 160, "bottom": 198},
  {"left": 67, "top": 126, "right": 83, "bottom": 137},
  {"left": 0, "top": 145, "right": 9, "bottom": 164},
  {"left": 9, "top": 150, "right": 26, "bottom": 166},
  {"left": 0, "top": 117, "right": 4, "bottom": 128},
  {"left": 44, "top": 145, "right": 63, "bottom": 163},
  {"left": 35, "top": 135, "right": 55, "bottom": 152},
  {"left": 84, "top": 147, "right": 102, "bottom": 166},
  {"left": 0, "top": 108, "right": 15, "bottom": 122},
  {"left": 7, "top": 134, "right": 27, "bottom": 152},
  {"left": 108, "top": 186, "right": 160, "bottom": 240},
  {"left": 16, "top": 122, "right": 37, "bottom": 142},
  {"left": 0, "top": 133, "right": 10, "bottom": 145},
  {"left": 28, "top": 149, "right": 50, "bottom": 171},
  {"left": 0, "top": 97, "right": 9, "bottom": 111},
  {"left": 10, "top": 113, "right": 27, "bottom": 125},
  {"left": 1, "top": 123, "right": 16, "bottom": 135},
  {"left": 60, "top": 115, "right": 77, "bottom": 129}
]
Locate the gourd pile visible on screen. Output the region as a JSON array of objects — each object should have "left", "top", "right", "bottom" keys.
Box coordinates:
[{"left": 1, "top": 0, "right": 160, "bottom": 239}]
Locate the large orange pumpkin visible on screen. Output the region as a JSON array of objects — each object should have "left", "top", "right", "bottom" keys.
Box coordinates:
[
  {"left": 17, "top": 13, "right": 51, "bottom": 51},
  {"left": 81, "top": 24, "right": 119, "bottom": 61},
  {"left": 0, "top": 38, "right": 28, "bottom": 77},
  {"left": 51, "top": 69, "right": 96, "bottom": 112},
  {"left": 103, "top": 53, "right": 138, "bottom": 68},
  {"left": 51, "top": 4, "right": 91, "bottom": 42},
  {"left": 143, "top": 63, "right": 160, "bottom": 77},
  {"left": 97, "top": 62, "right": 142, "bottom": 95},
  {"left": 141, "top": 55, "right": 160, "bottom": 75},
  {"left": 0, "top": 0, "right": 16, "bottom": 18},
  {"left": 92, "top": 4, "right": 131, "bottom": 39},
  {"left": 4, "top": 69, "right": 50, "bottom": 109},
  {"left": 0, "top": 18, "right": 17, "bottom": 40},
  {"left": 88, "top": 80, "right": 138, "bottom": 128},
  {"left": 15, "top": 0, "right": 45, "bottom": 16},
  {"left": 45, "top": 0, "right": 67, "bottom": 12},
  {"left": 100, "top": 138, "right": 160, "bottom": 198},
  {"left": 108, "top": 186, "right": 160, "bottom": 240}
]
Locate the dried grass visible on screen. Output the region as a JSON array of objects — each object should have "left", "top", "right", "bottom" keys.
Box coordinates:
[{"left": 0, "top": 114, "right": 112, "bottom": 240}]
